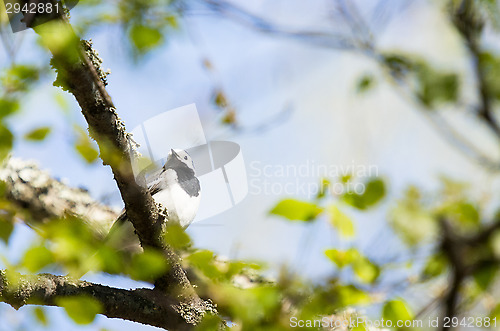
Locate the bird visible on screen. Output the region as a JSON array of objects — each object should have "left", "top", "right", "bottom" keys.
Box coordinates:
[
  {"left": 107, "top": 148, "right": 201, "bottom": 252},
  {"left": 146, "top": 148, "right": 201, "bottom": 227}
]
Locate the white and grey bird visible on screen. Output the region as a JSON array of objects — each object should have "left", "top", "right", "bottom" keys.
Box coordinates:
[
  {"left": 146, "top": 148, "right": 201, "bottom": 227},
  {"left": 108, "top": 149, "right": 201, "bottom": 251}
]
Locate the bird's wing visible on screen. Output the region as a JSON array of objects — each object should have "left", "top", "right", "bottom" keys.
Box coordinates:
[
  {"left": 148, "top": 181, "right": 162, "bottom": 196},
  {"left": 146, "top": 167, "right": 167, "bottom": 196}
]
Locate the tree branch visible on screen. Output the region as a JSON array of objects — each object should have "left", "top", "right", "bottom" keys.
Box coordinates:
[
  {"left": 20, "top": 4, "right": 217, "bottom": 329},
  {"left": 0, "top": 270, "right": 214, "bottom": 331},
  {"left": 451, "top": 0, "right": 500, "bottom": 139},
  {"left": 31, "top": 6, "right": 189, "bottom": 292},
  {"left": 0, "top": 157, "right": 117, "bottom": 238},
  {"left": 440, "top": 219, "right": 466, "bottom": 329},
  {"left": 196, "top": 0, "right": 358, "bottom": 50},
  {"left": 439, "top": 216, "right": 500, "bottom": 329}
]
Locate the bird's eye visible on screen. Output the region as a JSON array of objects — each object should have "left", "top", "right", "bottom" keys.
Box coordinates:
[{"left": 184, "top": 156, "right": 188, "bottom": 160}]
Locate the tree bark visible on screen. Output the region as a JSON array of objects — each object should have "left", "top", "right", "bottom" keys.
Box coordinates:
[
  {"left": 0, "top": 157, "right": 117, "bottom": 238},
  {"left": 0, "top": 4, "right": 221, "bottom": 329},
  {"left": 0, "top": 270, "right": 215, "bottom": 331}
]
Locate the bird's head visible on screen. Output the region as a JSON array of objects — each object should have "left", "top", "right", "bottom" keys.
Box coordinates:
[{"left": 165, "top": 148, "right": 196, "bottom": 173}]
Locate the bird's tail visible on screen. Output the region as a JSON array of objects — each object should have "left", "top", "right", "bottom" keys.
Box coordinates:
[{"left": 105, "top": 209, "right": 142, "bottom": 254}]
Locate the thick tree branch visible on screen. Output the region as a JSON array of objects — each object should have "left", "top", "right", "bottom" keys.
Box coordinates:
[
  {"left": 0, "top": 157, "right": 117, "bottom": 238},
  {"left": 0, "top": 270, "right": 215, "bottom": 331},
  {"left": 440, "top": 219, "right": 466, "bottom": 329},
  {"left": 30, "top": 7, "right": 191, "bottom": 293},
  {"left": 20, "top": 5, "right": 217, "bottom": 329},
  {"left": 465, "top": 217, "right": 500, "bottom": 246}
]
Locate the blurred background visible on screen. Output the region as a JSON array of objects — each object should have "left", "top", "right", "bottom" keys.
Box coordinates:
[{"left": 2, "top": 0, "right": 500, "bottom": 330}]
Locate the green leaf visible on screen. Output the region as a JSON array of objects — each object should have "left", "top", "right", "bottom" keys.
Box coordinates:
[
  {"left": 416, "top": 63, "right": 459, "bottom": 107},
  {"left": 382, "top": 54, "right": 459, "bottom": 107},
  {"left": 33, "top": 307, "right": 48, "bottom": 326},
  {"left": 490, "top": 303, "right": 500, "bottom": 319},
  {"left": 353, "top": 257, "right": 380, "bottom": 284},
  {"left": 128, "top": 250, "right": 168, "bottom": 281},
  {"left": 136, "top": 156, "right": 154, "bottom": 173},
  {"left": 441, "top": 201, "right": 480, "bottom": 227},
  {"left": 351, "top": 324, "right": 368, "bottom": 331},
  {"left": 213, "top": 90, "right": 228, "bottom": 108},
  {"left": 382, "top": 54, "right": 414, "bottom": 78},
  {"left": 0, "top": 98, "right": 20, "bottom": 119},
  {"left": 42, "top": 217, "right": 100, "bottom": 275},
  {"left": 164, "top": 223, "right": 191, "bottom": 249},
  {"left": 0, "top": 218, "right": 14, "bottom": 244},
  {"left": 328, "top": 205, "right": 355, "bottom": 237},
  {"left": 390, "top": 186, "right": 437, "bottom": 246},
  {"left": 22, "top": 245, "right": 54, "bottom": 272},
  {"left": 95, "top": 246, "right": 125, "bottom": 275},
  {"left": 340, "top": 174, "right": 352, "bottom": 183},
  {"left": 224, "top": 260, "right": 261, "bottom": 280},
  {"left": 187, "top": 250, "right": 222, "bottom": 279},
  {"left": 129, "top": 25, "right": 163, "bottom": 53},
  {"left": 269, "top": 199, "right": 323, "bottom": 222},
  {"left": 316, "top": 178, "right": 330, "bottom": 199},
  {"left": 325, "top": 248, "right": 379, "bottom": 283},
  {"left": 54, "top": 92, "right": 71, "bottom": 114},
  {"left": 8, "top": 65, "right": 39, "bottom": 81},
  {"left": 1, "top": 65, "right": 39, "bottom": 92},
  {"left": 37, "top": 21, "right": 80, "bottom": 62},
  {"left": 214, "top": 284, "right": 281, "bottom": 324},
  {"left": 456, "top": 202, "right": 480, "bottom": 224},
  {"left": 24, "top": 126, "right": 51, "bottom": 142},
  {"left": 194, "top": 314, "right": 224, "bottom": 331},
  {"left": 164, "top": 15, "right": 179, "bottom": 29},
  {"left": 490, "top": 230, "right": 500, "bottom": 257},
  {"left": 0, "top": 124, "right": 13, "bottom": 161},
  {"left": 56, "top": 296, "right": 103, "bottom": 325},
  {"left": 473, "top": 265, "right": 498, "bottom": 290},
  {"left": 479, "top": 52, "right": 500, "bottom": 101},
  {"left": 342, "top": 178, "right": 386, "bottom": 210},
  {"left": 75, "top": 131, "right": 98, "bottom": 164},
  {"left": 325, "top": 248, "right": 359, "bottom": 268},
  {"left": 423, "top": 253, "right": 447, "bottom": 278},
  {"left": 337, "top": 285, "right": 371, "bottom": 307},
  {"left": 357, "top": 75, "right": 375, "bottom": 93},
  {"left": 382, "top": 300, "right": 413, "bottom": 329}
]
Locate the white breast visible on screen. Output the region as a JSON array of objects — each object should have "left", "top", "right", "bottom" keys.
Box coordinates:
[{"left": 152, "top": 170, "right": 201, "bottom": 228}]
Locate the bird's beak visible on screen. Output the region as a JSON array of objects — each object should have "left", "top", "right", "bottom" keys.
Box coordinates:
[{"left": 171, "top": 149, "right": 179, "bottom": 158}]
